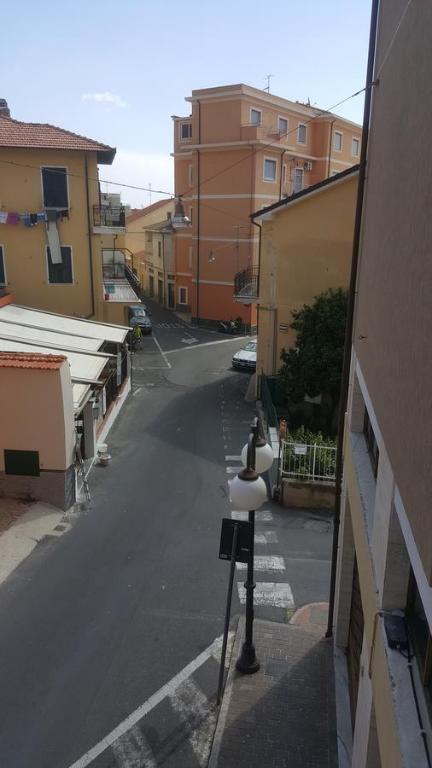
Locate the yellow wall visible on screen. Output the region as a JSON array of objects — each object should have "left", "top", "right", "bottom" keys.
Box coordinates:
[
  {"left": 257, "top": 172, "right": 358, "bottom": 375},
  {"left": 0, "top": 147, "right": 107, "bottom": 320}
]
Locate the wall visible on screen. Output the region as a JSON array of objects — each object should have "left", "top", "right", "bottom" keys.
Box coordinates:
[{"left": 257, "top": 172, "right": 357, "bottom": 375}]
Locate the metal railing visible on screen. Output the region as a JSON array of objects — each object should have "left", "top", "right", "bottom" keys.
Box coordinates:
[
  {"left": 234, "top": 266, "right": 259, "bottom": 299},
  {"left": 280, "top": 440, "right": 337, "bottom": 483},
  {"left": 93, "top": 205, "right": 126, "bottom": 228},
  {"left": 125, "top": 264, "right": 142, "bottom": 296}
]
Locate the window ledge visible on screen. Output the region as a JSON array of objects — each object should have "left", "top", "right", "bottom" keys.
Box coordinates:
[{"left": 350, "top": 432, "right": 376, "bottom": 538}]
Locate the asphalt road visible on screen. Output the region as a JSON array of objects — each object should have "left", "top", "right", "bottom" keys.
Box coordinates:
[{"left": 0, "top": 302, "right": 332, "bottom": 768}]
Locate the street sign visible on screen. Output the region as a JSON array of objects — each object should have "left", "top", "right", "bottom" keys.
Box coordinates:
[
  {"left": 294, "top": 443, "right": 307, "bottom": 455},
  {"left": 219, "top": 518, "right": 252, "bottom": 564}
]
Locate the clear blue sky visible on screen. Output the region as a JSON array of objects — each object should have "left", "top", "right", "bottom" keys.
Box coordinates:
[{"left": 1, "top": 0, "right": 372, "bottom": 207}]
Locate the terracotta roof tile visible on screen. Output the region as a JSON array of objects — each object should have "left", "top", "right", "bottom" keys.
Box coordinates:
[
  {"left": 0, "top": 352, "right": 66, "bottom": 370},
  {"left": 126, "top": 198, "right": 174, "bottom": 224},
  {"left": 0, "top": 116, "right": 116, "bottom": 164}
]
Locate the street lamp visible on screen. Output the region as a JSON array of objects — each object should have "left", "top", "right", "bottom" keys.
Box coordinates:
[{"left": 229, "top": 418, "right": 273, "bottom": 674}]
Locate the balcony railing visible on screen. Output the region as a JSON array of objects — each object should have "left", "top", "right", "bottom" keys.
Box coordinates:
[
  {"left": 93, "top": 205, "right": 126, "bottom": 228},
  {"left": 234, "top": 266, "right": 259, "bottom": 301}
]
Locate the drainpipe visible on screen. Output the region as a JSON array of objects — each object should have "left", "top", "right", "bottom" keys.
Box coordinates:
[
  {"left": 325, "top": 0, "right": 379, "bottom": 639},
  {"left": 84, "top": 153, "right": 95, "bottom": 318},
  {"left": 196, "top": 100, "right": 201, "bottom": 325},
  {"left": 279, "top": 150, "right": 287, "bottom": 200}
]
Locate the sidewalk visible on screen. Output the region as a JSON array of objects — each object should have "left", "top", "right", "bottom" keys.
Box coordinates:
[{"left": 209, "top": 604, "right": 337, "bottom": 768}]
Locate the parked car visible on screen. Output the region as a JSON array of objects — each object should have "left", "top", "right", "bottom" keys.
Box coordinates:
[
  {"left": 128, "top": 305, "right": 152, "bottom": 334},
  {"left": 232, "top": 339, "right": 257, "bottom": 371}
]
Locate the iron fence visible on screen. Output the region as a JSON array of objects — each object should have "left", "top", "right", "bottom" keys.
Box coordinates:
[
  {"left": 280, "top": 440, "right": 337, "bottom": 483},
  {"left": 93, "top": 205, "right": 126, "bottom": 228}
]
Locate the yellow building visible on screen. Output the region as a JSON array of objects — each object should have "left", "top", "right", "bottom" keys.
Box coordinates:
[
  {"left": 125, "top": 198, "right": 175, "bottom": 305},
  {"left": 0, "top": 107, "right": 140, "bottom": 326},
  {"left": 252, "top": 165, "right": 358, "bottom": 376}
]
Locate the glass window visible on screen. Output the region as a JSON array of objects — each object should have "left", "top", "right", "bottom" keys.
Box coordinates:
[
  {"left": 363, "top": 408, "right": 379, "bottom": 478},
  {"left": 250, "top": 108, "right": 261, "bottom": 125},
  {"left": 278, "top": 117, "right": 288, "bottom": 135},
  {"left": 334, "top": 131, "right": 343, "bottom": 151},
  {"left": 264, "top": 158, "right": 277, "bottom": 181},
  {"left": 179, "top": 287, "right": 188, "bottom": 304},
  {"left": 42, "top": 167, "right": 68, "bottom": 209},
  {"left": 297, "top": 124, "right": 307, "bottom": 144},
  {"left": 0, "top": 246, "right": 5, "bottom": 285},
  {"left": 47, "top": 246, "right": 73, "bottom": 284},
  {"left": 407, "top": 570, "right": 432, "bottom": 711},
  {"left": 180, "top": 123, "right": 192, "bottom": 140},
  {"left": 157, "top": 240, "right": 162, "bottom": 259},
  {"left": 293, "top": 168, "right": 304, "bottom": 193},
  {"left": 352, "top": 137, "right": 360, "bottom": 156}
]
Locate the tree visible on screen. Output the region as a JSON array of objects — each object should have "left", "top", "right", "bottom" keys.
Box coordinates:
[{"left": 278, "top": 288, "right": 348, "bottom": 431}]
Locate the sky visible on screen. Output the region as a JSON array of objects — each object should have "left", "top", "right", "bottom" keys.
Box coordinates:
[{"left": 2, "top": 0, "right": 372, "bottom": 208}]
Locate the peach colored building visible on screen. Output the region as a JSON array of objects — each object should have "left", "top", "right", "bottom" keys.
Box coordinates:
[{"left": 173, "top": 84, "right": 361, "bottom": 328}]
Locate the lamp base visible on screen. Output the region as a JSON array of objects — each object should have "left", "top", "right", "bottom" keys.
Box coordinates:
[{"left": 236, "top": 642, "right": 260, "bottom": 674}]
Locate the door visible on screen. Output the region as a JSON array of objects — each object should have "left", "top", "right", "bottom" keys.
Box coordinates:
[
  {"left": 149, "top": 275, "right": 154, "bottom": 297},
  {"left": 168, "top": 282, "right": 175, "bottom": 309},
  {"left": 158, "top": 279, "right": 163, "bottom": 304}
]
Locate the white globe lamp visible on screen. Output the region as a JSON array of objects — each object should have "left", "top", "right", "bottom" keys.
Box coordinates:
[
  {"left": 229, "top": 469, "right": 267, "bottom": 511},
  {"left": 241, "top": 439, "right": 274, "bottom": 474}
]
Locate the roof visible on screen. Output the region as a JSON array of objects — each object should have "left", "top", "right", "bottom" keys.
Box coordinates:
[
  {"left": 126, "top": 198, "right": 174, "bottom": 225},
  {"left": 0, "top": 352, "right": 66, "bottom": 370},
  {"left": 252, "top": 165, "right": 360, "bottom": 221},
  {"left": 0, "top": 116, "right": 116, "bottom": 164}
]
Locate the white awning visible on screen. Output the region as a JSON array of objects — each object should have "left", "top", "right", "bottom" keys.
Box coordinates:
[
  {"left": 0, "top": 338, "right": 108, "bottom": 383},
  {"left": 0, "top": 304, "right": 129, "bottom": 344},
  {"left": 0, "top": 322, "right": 103, "bottom": 352},
  {"left": 73, "top": 383, "right": 92, "bottom": 413}
]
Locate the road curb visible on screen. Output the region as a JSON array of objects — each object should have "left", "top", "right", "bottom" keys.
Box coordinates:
[{"left": 208, "top": 616, "right": 243, "bottom": 768}]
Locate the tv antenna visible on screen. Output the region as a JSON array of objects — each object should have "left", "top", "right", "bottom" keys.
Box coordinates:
[{"left": 264, "top": 74, "right": 274, "bottom": 93}]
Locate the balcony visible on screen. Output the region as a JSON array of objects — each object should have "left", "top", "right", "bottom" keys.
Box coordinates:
[
  {"left": 93, "top": 205, "right": 126, "bottom": 234},
  {"left": 234, "top": 266, "right": 259, "bottom": 303}
]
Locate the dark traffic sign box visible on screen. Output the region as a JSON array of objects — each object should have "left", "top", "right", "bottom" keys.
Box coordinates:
[{"left": 219, "top": 518, "right": 252, "bottom": 564}]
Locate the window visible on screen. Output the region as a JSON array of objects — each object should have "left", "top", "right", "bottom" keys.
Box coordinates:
[
  {"left": 47, "top": 246, "right": 73, "bottom": 284},
  {"left": 293, "top": 168, "right": 304, "bottom": 193},
  {"left": 188, "top": 164, "right": 193, "bottom": 186},
  {"left": 334, "top": 131, "right": 343, "bottom": 151},
  {"left": 179, "top": 286, "right": 188, "bottom": 305},
  {"left": 352, "top": 137, "right": 360, "bottom": 157},
  {"left": 41, "top": 167, "right": 69, "bottom": 209},
  {"left": 278, "top": 117, "right": 288, "bottom": 135},
  {"left": 157, "top": 240, "right": 162, "bottom": 259},
  {"left": 297, "top": 123, "right": 307, "bottom": 144},
  {"left": 0, "top": 246, "right": 6, "bottom": 285},
  {"left": 180, "top": 123, "right": 192, "bottom": 140},
  {"left": 406, "top": 571, "right": 432, "bottom": 714},
  {"left": 363, "top": 408, "right": 379, "bottom": 478},
  {"left": 250, "top": 108, "right": 262, "bottom": 126},
  {"left": 102, "top": 249, "right": 125, "bottom": 279},
  {"left": 263, "top": 158, "right": 277, "bottom": 181}
]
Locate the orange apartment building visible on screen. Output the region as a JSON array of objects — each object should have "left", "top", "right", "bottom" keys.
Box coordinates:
[{"left": 172, "top": 83, "right": 362, "bottom": 329}]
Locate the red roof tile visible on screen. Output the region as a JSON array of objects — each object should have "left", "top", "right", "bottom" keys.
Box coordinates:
[
  {"left": 126, "top": 198, "right": 174, "bottom": 224},
  {"left": 0, "top": 116, "right": 116, "bottom": 164},
  {"left": 0, "top": 352, "right": 66, "bottom": 370}
]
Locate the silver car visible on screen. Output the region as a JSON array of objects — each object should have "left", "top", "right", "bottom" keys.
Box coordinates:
[{"left": 232, "top": 340, "right": 257, "bottom": 371}]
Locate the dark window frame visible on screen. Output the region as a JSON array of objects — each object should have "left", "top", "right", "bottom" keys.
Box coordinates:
[
  {"left": 47, "top": 245, "right": 73, "bottom": 284},
  {"left": 363, "top": 408, "right": 379, "bottom": 478},
  {"left": 406, "top": 569, "right": 432, "bottom": 716},
  {"left": 41, "top": 166, "right": 69, "bottom": 209},
  {"left": 0, "top": 245, "right": 6, "bottom": 285},
  {"left": 180, "top": 123, "right": 192, "bottom": 140}
]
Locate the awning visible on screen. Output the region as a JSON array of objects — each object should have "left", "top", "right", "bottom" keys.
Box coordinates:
[
  {"left": 0, "top": 304, "right": 129, "bottom": 344},
  {"left": 0, "top": 338, "right": 108, "bottom": 383}
]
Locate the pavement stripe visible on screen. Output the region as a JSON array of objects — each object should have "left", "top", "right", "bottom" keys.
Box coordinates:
[
  {"left": 164, "top": 337, "right": 245, "bottom": 354},
  {"left": 231, "top": 511, "right": 273, "bottom": 522},
  {"left": 225, "top": 466, "right": 243, "bottom": 474},
  {"left": 255, "top": 531, "right": 278, "bottom": 545},
  {"left": 237, "top": 582, "right": 294, "bottom": 608},
  {"left": 236, "top": 556, "right": 285, "bottom": 571},
  {"left": 225, "top": 455, "right": 241, "bottom": 461},
  {"left": 169, "top": 678, "right": 217, "bottom": 768},
  {"left": 112, "top": 724, "right": 156, "bottom": 768},
  {"left": 66, "top": 635, "right": 223, "bottom": 768},
  {"left": 210, "top": 631, "right": 235, "bottom": 666},
  {"left": 152, "top": 334, "right": 172, "bottom": 369}
]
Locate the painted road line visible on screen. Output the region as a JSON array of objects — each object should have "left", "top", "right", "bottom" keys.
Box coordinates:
[
  {"left": 169, "top": 678, "right": 217, "bottom": 768},
  {"left": 236, "top": 556, "right": 285, "bottom": 571},
  {"left": 164, "top": 337, "right": 246, "bottom": 354},
  {"left": 152, "top": 334, "right": 172, "bottom": 369},
  {"left": 111, "top": 724, "right": 157, "bottom": 768},
  {"left": 66, "top": 635, "right": 224, "bottom": 768},
  {"left": 210, "top": 631, "right": 235, "bottom": 665},
  {"left": 237, "top": 582, "right": 295, "bottom": 608},
  {"left": 225, "top": 455, "right": 241, "bottom": 461},
  {"left": 225, "top": 466, "right": 243, "bottom": 474},
  {"left": 254, "top": 531, "right": 278, "bottom": 545},
  {"left": 231, "top": 510, "right": 273, "bottom": 522}
]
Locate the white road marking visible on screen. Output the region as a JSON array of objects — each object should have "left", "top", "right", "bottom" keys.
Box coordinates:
[
  {"left": 210, "top": 631, "right": 235, "bottom": 665},
  {"left": 164, "top": 337, "right": 246, "bottom": 354},
  {"left": 255, "top": 531, "right": 278, "bottom": 545},
  {"left": 181, "top": 337, "right": 198, "bottom": 344},
  {"left": 225, "top": 455, "right": 241, "bottom": 461},
  {"left": 170, "top": 678, "right": 217, "bottom": 767},
  {"left": 112, "top": 724, "right": 156, "bottom": 768},
  {"left": 152, "top": 335, "right": 172, "bottom": 369},
  {"left": 231, "top": 510, "right": 273, "bottom": 522},
  {"left": 236, "top": 556, "right": 285, "bottom": 571},
  {"left": 66, "top": 635, "right": 223, "bottom": 768},
  {"left": 225, "top": 466, "right": 243, "bottom": 474},
  {"left": 132, "top": 387, "right": 143, "bottom": 397},
  {"left": 237, "top": 582, "right": 294, "bottom": 608}
]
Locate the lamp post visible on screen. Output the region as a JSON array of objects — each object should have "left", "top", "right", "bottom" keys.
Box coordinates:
[{"left": 229, "top": 417, "right": 274, "bottom": 674}]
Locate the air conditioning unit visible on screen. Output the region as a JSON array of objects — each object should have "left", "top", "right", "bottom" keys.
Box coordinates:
[{"left": 304, "top": 161, "right": 313, "bottom": 171}]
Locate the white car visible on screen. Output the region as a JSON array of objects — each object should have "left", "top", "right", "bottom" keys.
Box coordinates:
[{"left": 232, "top": 340, "right": 257, "bottom": 371}]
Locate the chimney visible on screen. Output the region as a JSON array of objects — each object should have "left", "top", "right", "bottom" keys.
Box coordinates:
[{"left": 0, "top": 100, "right": 10, "bottom": 118}]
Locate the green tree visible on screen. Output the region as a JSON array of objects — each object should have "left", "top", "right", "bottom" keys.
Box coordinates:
[{"left": 278, "top": 288, "right": 348, "bottom": 429}]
